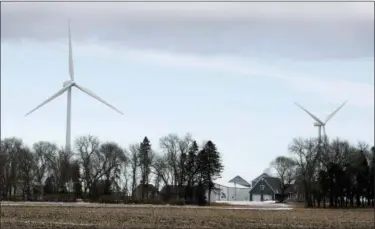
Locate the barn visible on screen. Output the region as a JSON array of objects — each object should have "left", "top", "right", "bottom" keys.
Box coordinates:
[
  {"left": 249, "top": 176, "right": 282, "bottom": 201},
  {"left": 214, "top": 176, "right": 251, "bottom": 201}
]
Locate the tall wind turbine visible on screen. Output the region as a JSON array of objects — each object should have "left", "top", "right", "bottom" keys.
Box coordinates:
[
  {"left": 294, "top": 101, "right": 347, "bottom": 142},
  {"left": 25, "top": 22, "right": 124, "bottom": 153}
]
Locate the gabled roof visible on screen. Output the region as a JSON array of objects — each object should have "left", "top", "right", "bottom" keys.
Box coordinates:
[
  {"left": 251, "top": 173, "right": 270, "bottom": 183},
  {"left": 250, "top": 176, "right": 282, "bottom": 194},
  {"left": 228, "top": 175, "right": 251, "bottom": 187},
  {"left": 160, "top": 185, "right": 185, "bottom": 193},
  {"left": 134, "top": 184, "right": 159, "bottom": 192},
  {"left": 263, "top": 177, "right": 282, "bottom": 194}
]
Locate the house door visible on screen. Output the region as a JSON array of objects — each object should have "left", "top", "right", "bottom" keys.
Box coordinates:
[
  {"left": 263, "top": 194, "right": 273, "bottom": 201},
  {"left": 252, "top": 194, "right": 261, "bottom": 201}
]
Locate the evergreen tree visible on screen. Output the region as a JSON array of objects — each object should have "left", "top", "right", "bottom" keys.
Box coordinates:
[
  {"left": 138, "top": 137, "right": 152, "bottom": 201},
  {"left": 197, "top": 140, "right": 224, "bottom": 205},
  {"left": 185, "top": 140, "right": 199, "bottom": 201}
]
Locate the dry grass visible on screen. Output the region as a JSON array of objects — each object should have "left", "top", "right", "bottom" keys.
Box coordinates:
[{"left": 1, "top": 204, "right": 373, "bottom": 229}]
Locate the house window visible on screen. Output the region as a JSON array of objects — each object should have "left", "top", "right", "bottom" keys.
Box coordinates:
[{"left": 260, "top": 185, "right": 265, "bottom": 191}]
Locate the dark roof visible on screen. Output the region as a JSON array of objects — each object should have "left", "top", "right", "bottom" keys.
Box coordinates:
[
  {"left": 251, "top": 173, "right": 270, "bottom": 183},
  {"left": 263, "top": 177, "right": 282, "bottom": 194},
  {"left": 160, "top": 185, "right": 187, "bottom": 194},
  {"left": 160, "top": 184, "right": 220, "bottom": 195},
  {"left": 228, "top": 175, "right": 251, "bottom": 187},
  {"left": 134, "top": 184, "right": 158, "bottom": 192}
]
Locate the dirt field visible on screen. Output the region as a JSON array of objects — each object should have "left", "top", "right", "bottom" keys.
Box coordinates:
[{"left": 1, "top": 203, "right": 373, "bottom": 229}]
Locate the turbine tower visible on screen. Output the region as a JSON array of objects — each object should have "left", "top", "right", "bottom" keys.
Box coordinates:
[
  {"left": 294, "top": 101, "right": 347, "bottom": 142},
  {"left": 25, "top": 21, "right": 124, "bottom": 153}
]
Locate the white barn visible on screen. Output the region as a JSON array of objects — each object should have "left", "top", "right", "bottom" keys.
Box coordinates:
[{"left": 213, "top": 176, "right": 252, "bottom": 202}]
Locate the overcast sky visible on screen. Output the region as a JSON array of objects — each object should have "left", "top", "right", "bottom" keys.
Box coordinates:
[{"left": 1, "top": 1, "right": 374, "bottom": 186}]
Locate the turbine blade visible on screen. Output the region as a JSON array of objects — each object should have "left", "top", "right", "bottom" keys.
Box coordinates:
[
  {"left": 25, "top": 84, "right": 71, "bottom": 116},
  {"left": 74, "top": 84, "right": 124, "bottom": 115},
  {"left": 294, "top": 102, "right": 323, "bottom": 124},
  {"left": 324, "top": 100, "right": 348, "bottom": 123},
  {"left": 323, "top": 126, "right": 327, "bottom": 138},
  {"left": 68, "top": 20, "right": 74, "bottom": 81}
]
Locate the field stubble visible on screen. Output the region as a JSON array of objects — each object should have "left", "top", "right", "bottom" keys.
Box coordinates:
[{"left": 1, "top": 204, "right": 374, "bottom": 229}]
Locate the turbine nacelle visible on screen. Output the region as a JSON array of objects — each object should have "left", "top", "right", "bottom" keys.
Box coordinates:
[
  {"left": 313, "top": 122, "right": 322, "bottom": 127},
  {"left": 295, "top": 100, "right": 347, "bottom": 141},
  {"left": 63, "top": 80, "right": 74, "bottom": 87},
  {"left": 25, "top": 21, "right": 124, "bottom": 154}
]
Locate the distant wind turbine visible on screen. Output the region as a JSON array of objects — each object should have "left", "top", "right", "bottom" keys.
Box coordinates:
[
  {"left": 25, "top": 21, "right": 124, "bottom": 153},
  {"left": 294, "top": 101, "right": 347, "bottom": 142}
]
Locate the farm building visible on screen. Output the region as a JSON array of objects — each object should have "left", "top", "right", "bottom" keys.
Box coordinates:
[
  {"left": 132, "top": 184, "right": 159, "bottom": 201},
  {"left": 249, "top": 176, "right": 282, "bottom": 201},
  {"left": 251, "top": 173, "right": 271, "bottom": 187},
  {"left": 158, "top": 185, "right": 219, "bottom": 203},
  {"left": 214, "top": 175, "right": 251, "bottom": 201}
]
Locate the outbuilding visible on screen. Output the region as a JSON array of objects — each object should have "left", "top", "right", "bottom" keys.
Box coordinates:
[{"left": 249, "top": 176, "right": 282, "bottom": 201}]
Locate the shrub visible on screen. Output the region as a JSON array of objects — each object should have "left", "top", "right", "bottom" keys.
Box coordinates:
[{"left": 168, "top": 199, "right": 185, "bottom": 206}]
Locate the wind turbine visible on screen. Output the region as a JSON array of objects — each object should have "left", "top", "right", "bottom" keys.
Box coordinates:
[
  {"left": 25, "top": 22, "right": 124, "bottom": 153},
  {"left": 294, "top": 101, "right": 347, "bottom": 142}
]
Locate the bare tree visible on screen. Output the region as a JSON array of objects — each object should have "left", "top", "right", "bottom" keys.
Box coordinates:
[
  {"left": 1, "top": 137, "right": 24, "bottom": 199},
  {"left": 99, "top": 142, "right": 127, "bottom": 194},
  {"left": 159, "top": 133, "right": 192, "bottom": 198},
  {"left": 153, "top": 169, "right": 162, "bottom": 191},
  {"left": 33, "top": 141, "right": 58, "bottom": 197},
  {"left": 70, "top": 159, "right": 82, "bottom": 198},
  {"left": 17, "top": 147, "right": 36, "bottom": 200},
  {"left": 270, "top": 156, "right": 296, "bottom": 202},
  {"left": 160, "top": 134, "right": 180, "bottom": 190},
  {"left": 127, "top": 143, "right": 139, "bottom": 199},
  {"left": 59, "top": 149, "right": 73, "bottom": 191},
  {"left": 152, "top": 154, "right": 171, "bottom": 188},
  {"left": 75, "top": 135, "right": 101, "bottom": 197},
  {"left": 357, "top": 141, "right": 371, "bottom": 163},
  {"left": 122, "top": 163, "right": 131, "bottom": 197},
  {"left": 289, "top": 137, "right": 320, "bottom": 208},
  {"left": 0, "top": 140, "right": 8, "bottom": 199},
  {"left": 44, "top": 147, "right": 72, "bottom": 193}
]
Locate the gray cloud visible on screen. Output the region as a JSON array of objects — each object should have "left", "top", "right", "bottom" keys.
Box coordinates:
[{"left": 1, "top": 2, "right": 373, "bottom": 60}]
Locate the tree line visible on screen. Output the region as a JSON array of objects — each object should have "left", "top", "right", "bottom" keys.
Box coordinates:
[
  {"left": 0, "top": 133, "right": 224, "bottom": 206},
  {"left": 269, "top": 137, "right": 374, "bottom": 208},
  {"left": 2, "top": 133, "right": 373, "bottom": 208}
]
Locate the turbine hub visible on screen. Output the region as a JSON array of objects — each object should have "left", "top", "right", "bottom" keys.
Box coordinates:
[
  {"left": 313, "top": 122, "right": 321, "bottom": 126},
  {"left": 63, "top": 80, "right": 73, "bottom": 87}
]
